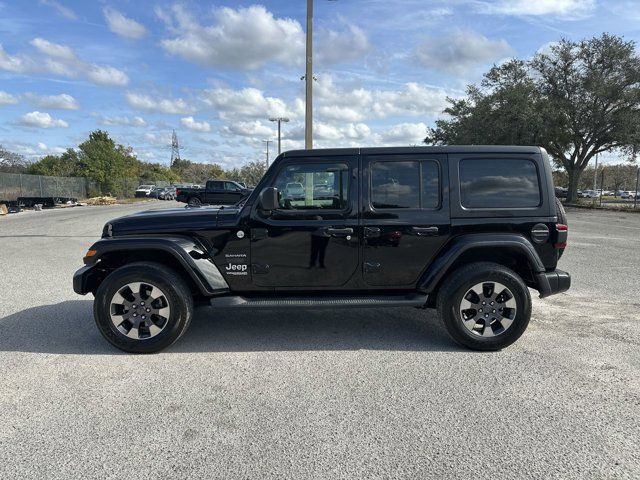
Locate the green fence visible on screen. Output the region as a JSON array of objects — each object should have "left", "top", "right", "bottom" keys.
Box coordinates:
[
  {"left": 0, "top": 172, "right": 174, "bottom": 200},
  {"left": 0, "top": 172, "right": 95, "bottom": 200}
]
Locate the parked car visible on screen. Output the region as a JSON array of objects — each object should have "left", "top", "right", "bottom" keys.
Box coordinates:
[
  {"left": 74, "top": 145, "right": 570, "bottom": 353},
  {"left": 134, "top": 185, "right": 155, "bottom": 197},
  {"left": 579, "top": 189, "right": 599, "bottom": 198},
  {"left": 283, "top": 182, "right": 305, "bottom": 201},
  {"left": 620, "top": 191, "right": 633, "bottom": 199},
  {"left": 155, "top": 187, "right": 176, "bottom": 200},
  {"left": 175, "top": 180, "right": 252, "bottom": 206},
  {"left": 554, "top": 187, "right": 568, "bottom": 198}
]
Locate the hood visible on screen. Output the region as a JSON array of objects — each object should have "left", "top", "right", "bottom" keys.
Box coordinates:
[{"left": 105, "top": 205, "right": 239, "bottom": 237}]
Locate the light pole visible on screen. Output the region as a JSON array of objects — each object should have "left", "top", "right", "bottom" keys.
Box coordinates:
[
  {"left": 304, "top": 0, "right": 337, "bottom": 150},
  {"left": 269, "top": 117, "right": 289, "bottom": 155},
  {"left": 262, "top": 139, "right": 272, "bottom": 168},
  {"left": 305, "top": 0, "right": 313, "bottom": 150}
]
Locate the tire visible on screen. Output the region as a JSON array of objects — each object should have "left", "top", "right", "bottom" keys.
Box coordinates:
[
  {"left": 436, "top": 262, "right": 532, "bottom": 351},
  {"left": 94, "top": 262, "right": 194, "bottom": 353},
  {"left": 555, "top": 197, "right": 567, "bottom": 259},
  {"left": 187, "top": 197, "right": 202, "bottom": 207}
]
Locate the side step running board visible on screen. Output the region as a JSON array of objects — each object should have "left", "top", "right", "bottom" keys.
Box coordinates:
[{"left": 209, "top": 293, "right": 428, "bottom": 309}]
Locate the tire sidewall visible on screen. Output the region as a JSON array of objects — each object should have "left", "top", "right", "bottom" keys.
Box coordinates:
[
  {"left": 442, "top": 266, "right": 531, "bottom": 350},
  {"left": 94, "top": 264, "right": 191, "bottom": 353}
]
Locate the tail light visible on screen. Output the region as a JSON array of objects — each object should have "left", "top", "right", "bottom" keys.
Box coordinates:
[
  {"left": 555, "top": 224, "right": 568, "bottom": 248},
  {"left": 176, "top": 188, "right": 181, "bottom": 196}
]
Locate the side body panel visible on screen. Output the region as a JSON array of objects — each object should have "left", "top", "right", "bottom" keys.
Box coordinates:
[{"left": 360, "top": 153, "right": 451, "bottom": 287}]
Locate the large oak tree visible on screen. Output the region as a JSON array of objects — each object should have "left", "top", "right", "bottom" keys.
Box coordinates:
[{"left": 425, "top": 34, "right": 640, "bottom": 202}]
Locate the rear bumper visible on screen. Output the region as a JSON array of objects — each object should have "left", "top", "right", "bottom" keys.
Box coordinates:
[
  {"left": 73, "top": 264, "right": 97, "bottom": 295},
  {"left": 536, "top": 269, "right": 571, "bottom": 298}
]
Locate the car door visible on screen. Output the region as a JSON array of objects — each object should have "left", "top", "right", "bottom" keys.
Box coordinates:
[
  {"left": 224, "top": 181, "right": 245, "bottom": 204},
  {"left": 250, "top": 155, "right": 359, "bottom": 288},
  {"left": 205, "top": 181, "right": 224, "bottom": 204},
  {"left": 362, "top": 154, "right": 450, "bottom": 287}
]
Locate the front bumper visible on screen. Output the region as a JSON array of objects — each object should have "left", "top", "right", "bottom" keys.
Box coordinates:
[
  {"left": 73, "top": 264, "right": 98, "bottom": 295},
  {"left": 536, "top": 269, "right": 571, "bottom": 298}
]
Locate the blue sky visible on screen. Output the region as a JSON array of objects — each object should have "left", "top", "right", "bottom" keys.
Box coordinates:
[{"left": 1, "top": 0, "right": 639, "bottom": 167}]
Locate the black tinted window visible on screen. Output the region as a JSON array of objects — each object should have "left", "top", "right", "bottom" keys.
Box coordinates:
[
  {"left": 421, "top": 161, "right": 440, "bottom": 208},
  {"left": 460, "top": 159, "right": 540, "bottom": 208},
  {"left": 209, "top": 181, "right": 223, "bottom": 189},
  {"left": 371, "top": 161, "right": 420, "bottom": 209},
  {"left": 371, "top": 160, "right": 440, "bottom": 209}
]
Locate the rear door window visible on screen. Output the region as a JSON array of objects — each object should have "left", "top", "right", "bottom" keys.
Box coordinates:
[
  {"left": 371, "top": 160, "right": 440, "bottom": 209},
  {"left": 459, "top": 159, "right": 540, "bottom": 208}
]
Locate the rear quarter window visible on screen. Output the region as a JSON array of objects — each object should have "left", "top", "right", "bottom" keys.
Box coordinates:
[{"left": 459, "top": 158, "right": 541, "bottom": 208}]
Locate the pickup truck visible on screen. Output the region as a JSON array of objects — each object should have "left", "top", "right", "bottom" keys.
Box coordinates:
[{"left": 175, "top": 180, "right": 252, "bottom": 206}]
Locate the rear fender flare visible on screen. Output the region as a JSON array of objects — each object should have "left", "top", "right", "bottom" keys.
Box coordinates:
[{"left": 418, "top": 234, "right": 549, "bottom": 294}]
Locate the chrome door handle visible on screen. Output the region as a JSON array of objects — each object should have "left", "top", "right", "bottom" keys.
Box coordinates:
[
  {"left": 325, "top": 227, "right": 354, "bottom": 236},
  {"left": 412, "top": 226, "right": 439, "bottom": 236}
]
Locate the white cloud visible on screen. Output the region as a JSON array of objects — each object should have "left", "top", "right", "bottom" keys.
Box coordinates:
[
  {"left": 17, "top": 111, "right": 68, "bottom": 128},
  {"left": 0, "top": 39, "right": 129, "bottom": 87},
  {"left": 415, "top": 30, "right": 512, "bottom": 75},
  {"left": 98, "top": 115, "right": 146, "bottom": 126},
  {"left": 159, "top": 5, "right": 304, "bottom": 70},
  {"left": 126, "top": 92, "right": 194, "bottom": 114},
  {"left": 222, "top": 120, "right": 275, "bottom": 138},
  {"left": 0, "top": 91, "right": 18, "bottom": 105},
  {"left": 40, "top": 0, "right": 77, "bottom": 20},
  {"left": 181, "top": 116, "right": 211, "bottom": 132},
  {"left": 158, "top": 5, "right": 368, "bottom": 70},
  {"left": 0, "top": 44, "right": 33, "bottom": 73},
  {"left": 36, "top": 142, "right": 67, "bottom": 154},
  {"left": 378, "top": 122, "right": 429, "bottom": 144},
  {"left": 23, "top": 93, "right": 79, "bottom": 110},
  {"left": 316, "top": 25, "right": 370, "bottom": 66},
  {"left": 201, "top": 87, "right": 294, "bottom": 120},
  {"left": 103, "top": 7, "right": 147, "bottom": 40},
  {"left": 475, "top": 0, "right": 595, "bottom": 19},
  {"left": 316, "top": 76, "right": 451, "bottom": 120}
]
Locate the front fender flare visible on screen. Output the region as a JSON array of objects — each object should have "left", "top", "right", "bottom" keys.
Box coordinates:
[
  {"left": 417, "top": 234, "right": 549, "bottom": 294},
  {"left": 75, "top": 235, "right": 229, "bottom": 296}
]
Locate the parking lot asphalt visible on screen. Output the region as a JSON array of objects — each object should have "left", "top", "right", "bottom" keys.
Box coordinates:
[{"left": 0, "top": 202, "right": 638, "bottom": 479}]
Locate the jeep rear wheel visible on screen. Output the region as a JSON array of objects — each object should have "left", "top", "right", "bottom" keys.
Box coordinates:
[
  {"left": 94, "top": 262, "right": 193, "bottom": 353},
  {"left": 437, "top": 262, "right": 531, "bottom": 351}
]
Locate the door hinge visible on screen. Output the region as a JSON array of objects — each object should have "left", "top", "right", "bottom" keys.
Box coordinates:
[
  {"left": 364, "top": 227, "right": 381, "bottom": 238},
  {"left": 252, "top": 263, "right": 270, "bottom": 274},
  {"left": 364, "top": 261, "right": 381, "bottom": 273},
  {"left": 251, "top": 228, "right": 268, "bottom": 240}
]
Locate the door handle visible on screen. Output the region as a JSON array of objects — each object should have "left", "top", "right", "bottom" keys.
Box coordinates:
[
  {"left": 325, "top": 227, "right": 354, "bottom": 236},
  {"left": 412, "top": 226, "right": 439, "bottom": 236}
]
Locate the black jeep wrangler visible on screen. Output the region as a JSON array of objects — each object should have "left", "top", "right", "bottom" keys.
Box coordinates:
[{"left": 74, "top": 146, "right": 570, "bottom": 353}]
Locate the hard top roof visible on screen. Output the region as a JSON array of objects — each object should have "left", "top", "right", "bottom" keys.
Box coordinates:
[{"left": 282, "top": 145, "right": 542, "bottom": 157}]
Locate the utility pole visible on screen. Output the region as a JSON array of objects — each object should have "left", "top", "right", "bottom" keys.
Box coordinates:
[
  {"left": 305, "top": 0, "right": 313, "bottom": 149},
  {"left": 262, "top": 140, "right": 272, "bottom": 168},
  {"left": 269, "top": 117, "right": 290, "bottom": 155},
  {"left": 634, "top": 167, "right": 639, "bottom": 209},
  {"left": 592, "top": 153, "right": 599, "bottom": 205},
  {"left": 170, "top": 129, "right": 181, "bottom": 168}
]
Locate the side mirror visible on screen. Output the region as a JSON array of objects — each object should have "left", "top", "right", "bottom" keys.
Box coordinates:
[{"left": 258, "top": 187, "right": 279, "bottom": 211}]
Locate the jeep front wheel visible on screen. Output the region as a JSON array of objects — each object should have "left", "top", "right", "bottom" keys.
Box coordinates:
[
  {"left": 436, "top": 262, "right": 531, "bottom": 351},
  {"left": 94, "top": 262, "right": 194, "bottom": 353}
]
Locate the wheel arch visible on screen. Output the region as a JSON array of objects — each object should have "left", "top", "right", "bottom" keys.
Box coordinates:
[
  {"left": 74, "top": 236, "right": 229, "bottom": 296},
  {"left": 419, "top": 234, "right": 546, "bottom": 306}
]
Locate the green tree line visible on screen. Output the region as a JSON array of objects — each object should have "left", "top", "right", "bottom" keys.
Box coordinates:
[{"left": 1, "top": 130, "right": 267, "bottom": 196}]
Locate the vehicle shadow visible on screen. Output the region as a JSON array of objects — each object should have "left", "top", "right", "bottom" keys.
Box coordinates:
[{"left": 0, "top": 300, "right": 462, "bottom": 354}]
